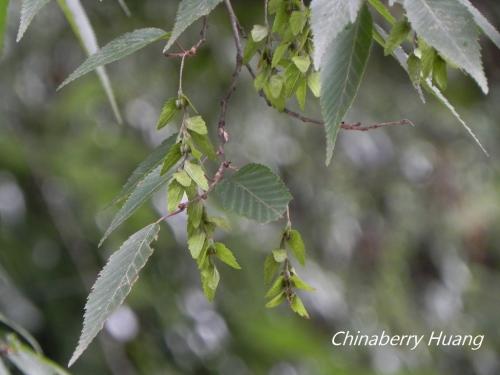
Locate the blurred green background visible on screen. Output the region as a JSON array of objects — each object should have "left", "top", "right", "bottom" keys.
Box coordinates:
[{"left": 1, "top": 1, "right": 500, "bottom": 374}]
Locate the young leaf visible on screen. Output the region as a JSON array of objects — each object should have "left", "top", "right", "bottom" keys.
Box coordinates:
[
  {"left": 187, "top": 231, "right": 206, "bottom": 259},
  {"left": 100, "top": 165, "right": 169, "bottom": 246},
  {"left": 265, "top": 291, "right": 286, "bottom": 308},
  {"left": 264, "top": 253, "right": 279, "bottom": 285},
  {"left": 59, "top": 28, "right": 168, "bottom": 90},
  {"left": 292, "top": 55, "right": 310, "bottom": 74},
  {"left": 251, "top": 25, "right": 268, "bottom": 42},
  {"left": 163, "top": 0, "right": 223, "bottom": 54},
  {"left": 272, "top": 42, "right": 289, "bottom": 68},
  {"left": 214, "top": 242, "right": 241, "bottom": 269},
  {"left": 161, "top": 142, "right": 182, "bottom": 175},
  {"left": 167, "top": 179, "right": 184, "bottom": 213},
  {"left": 207, "top": 216, "right": 231, "bottom": 231},
  {"left": 290, "top": 295, "right": 310, "bottom": 318},
  {"left": 420, "top": 41, "right": 435, "bottom": 78},
  {"left": 243, "top": 37, "right": 261, "bottom": 64},
  {"left": 17, "top": 0, "right": 51, "bottom": 42},
  {"left": 265, "top": 276, "right": 284, "bottom": 298},
  {"left": 403, "top": 0, "right": 488, "bottom": 94},
  {"left": 433, "top": 55, "right": 448, "bottom": 91},
  {"left": 57, "top": 0, "right": 122, "bottom": 123},
  {"left": 384, "top": 18, "right": 411, "bottom": 55},
  {"left": 69, "top": 223, "right": 160, "bottom": 367},
  {"left": 283, "top": 63, "right": 301, "bottom": 98},
  {"left": 185, "top": 116, "right": 207, "bottom": 135},
  {"left": 310, "top": 0, "right": 364, "bottom": 69},
  {"left": 287, "top": 229, "right": 306, "bottom": 265},
  {"left": 295, "top": 77, "right": 307, "bottom": 110},
  {"left": 269, "top": 75, "right": 284, "bottom": 99},
  {"left": 291, "top": 274, "right": 315, "bottom": 291},
  {"left": 272, "top": 249, "right": 287, "bottom": 263},
  {"left": 0, "top": 0, "right": 10, "bottom": 55},
  {"left": 200, "top": 264, "right": 219, "bottom": 301},
  {"left": 320, "top": 5, "right": 372, "bottom": 165},
  {"left": 156, "top": 98, "right": 178, "bottom": 129},
  {"left": 214, "top": 163, "right": 292, "bottom": 223},
  {"left": 307, "top": 71, "right": 321, "bottom": 98},
  {"left": 190, "top": 132, "right": 217, "bottom": 161},
  {"left": 289, "top": 10, "right": 307, "bottom": 36},
  {"left": 184, "top": 160, "right": 209, "bottom": 190},
  {"left": 110, "top": 134, "right": 178, "bottom": 206},
  {"left": 187, "top": 200, "right": 203, "bottom": 228},
  {"left": 174, "top": 170, "right": 192, "bottom": 187},
  {"left": 457, "top": 0, "right": 500, "bottom": 49},
  {"left": 407, "top": 53, "right": 421, "bottom": 85},
  {"left": 6, "top": 335, "right": 70, "bottom": 375}
]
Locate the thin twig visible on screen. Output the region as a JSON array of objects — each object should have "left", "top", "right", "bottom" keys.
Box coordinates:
[{"left": 165, "top": 17, "right": 208, "bottom": 58}]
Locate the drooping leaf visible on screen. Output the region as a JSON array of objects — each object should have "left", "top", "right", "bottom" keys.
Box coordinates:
[
  {"left": 403, "top": 0, "right": 488, "bottom": 93},
  {"left": 214, "top": 242, "right": 241, "bottom": 269},
  {"left": 57, "top": 0, "right": 122, "bottom": 123},
  {"left": 289, "top": 10, "right": 307, "bottom": 36},
  {"left": 69, "top": 223, "right": 160, "bottom": 367},
  {"left": 59, "top": 28, "right": 168, "bottom": 90},
  {"left": 17, "top": 0, "right": 51, "bottom": 42},
  {"left": 264, "top": 253, "right": 279, "bottom": 285},
  {"left": 110, "top": 133, "right": 178, "bottom": 206},
  {"left": 265, "top": 276, "right": 284, "bottom": 298},
  {"left": 184, "top": 160, "right": 209, "bottom": 190},
  {"left": 174, "top": 170, "right": 192, "bottom": 187},
  {"left": 185, "top": 116, "right": 207, "bottom": 135},
  {"left": 100, "top": 165, "right": 169, "bottom": 246},
  {"left": 433, "top": 54, "right": 448, "bottom": 91},
  {"left": 272, "top": 249, "right": 287, "bottom": 263},
  {"left": 310, "top": 0, "right": 363, "bottom": 68},
  {"left": 272, "top": 42, "right": 289, "bottom": 68},
  {"left": 167, "top": 179, "right": 184, "bottom": 213},
  {"left": 156, "top": 98, "right": 178, "bottom": 129},
  {"left": 290, "top": 295, "right": 310, "bottom": 318},
  {"left": 251, "top": 24, "right": 268, "bottom": 42},
  {"left": 291, "top": 274, "right": 315, "bottom": 291},
  {"left": 187, "top": 199, "right": 203, "bottom": 228},
  {"left": 200, "top": 263, "right": 219, "bottom": 301},
  {"left": 307, "top": 71, "right": 321, "bottom": 98},
  {"left": 295, "top": 77, "right": 307, "bottom": 110},
  {"left": 6, "top": 335, "right": 69, "bottom": 375},
  {"left": 287, "top": 229, "right": 306, "bottom": 265},
  {"left": 384, "top": 18, "right": 411, "bottom": 55},
  {"left": 214, "top": 163, "right": 292, "bottom": 223},
  {"left": 189, "top": 132, "right": 217, "bottom": 161},
  {"left": 265, "top": 291, "right": 286, "bottom": 308},
  {"left": 163, "top": 0, "right": 223, "bottom": 54},
  {"left": 0, "top": 0, "right": 9, "bottom": 54},
  {"left": 187, "top": 231, "right": 206, "bottom": 258},
  {"left": 320, "top": 5, "right": 372, "bottom": 165},
  {"left": 161, "top": 142, "right": 183, "bottom": 175},
  {"left": 457, "top": 0, "right": 500, "bottom": 49},
  {"left": 292, "top": 55, "right": 310, "bottom": 74}
]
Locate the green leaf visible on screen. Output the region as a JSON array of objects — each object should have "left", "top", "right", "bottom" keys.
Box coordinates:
[
  {"left": 187, "top": 200, "right": 203, "bottom": 228},
  {"left": 272, "top": 4, "right": 288, "bottom": 35},
  {"left": 156, "top": 98, "right": 179, "bottom": 129},
  {"left": 419, "top": 41, "right": 435, "bottom": 78},
  {"left": 6, "top": 335, "right": 69, "bottom": 375},
  {"left": 100, "top": 166, "right": 169, "bottom": 246},
  {"left": 272, "top": 249, "right": 287, "bottom": 263},
  {"left": 184, "top": 160, "right": 209, "bottom": 190},
  {"left": 207, "top": 216, "right": 231, "bottom": 231},
  {"left": 291, "top": 274, "right": 315, "bottom": 291},
  {"left": 307, "top": 71, "right": 321, "bottom": 98},
  {"left": 174, "top": 170, "right": 192, "bottom": 187},
  {"left": 295, "top": 77, "right": 307, "bottom": 110},
  {"left": 320, "top": 5, "right": 372, "bottom": 165},
  {"left": 290, "top": 295, "right": 310, "bottom": 318},
  {"left": 283, "top": 63, "right": 301, "bottom": 98},
  {"left": 57, "top": 0, "right": 122, "bottom": 123},
  {"left": 59, "top": 28, "right": 168, "bottom": 90},
  {"left": 367, "top": 0, "right": 396, "bottom": 25},
  {"left": 200, "top": 264, "right": 219, "bottom": 301},
  {"left": 310, "top": 0, "right": 364, "bottom": 68},
  {"left": 269, "top": 75, "right": 284, "bottom": 99},
  {"left": 189, "top": 132, "right": 217, "bottom": 161},
  {"left": 433, "top": 54, "right": 447, "bottom": 91},
  {"left": 287, "top": 229, "right": 306, "bottom": 265},
  {"left": 163, "top": 0, "right": 223, "bottom": 53},
  {"left": 265, "top": 276, "right": 284, "bottom": 298},
  {"left": 272, "top": 42, "right": 289, "bottom": 67},
  {"left": 17, "top": 0, "right": 51, "bottom": 42},
  {"left": 243, "top": 37, "right": 261, "bottom": 64},
  {"left": 185, "top": 116, "right": 207, "bottom": 135},
  {"left": 458, "top": 0, "right": 500, "bottom": 49},
  {"left": 0, "top": 0, "right": 10, "bottom": 55},
  {"left": 264, "top": 253, "right": 279, "bottom": 285},
  {"left": 403, "top": 0, "right": 488, "bottom": 93},
  {"left": 292, "top": 55, "right": 310, "bottom": 74},
  {"left": 407, "top": 53, "right": 421, "bottom": 85},
  {"left": 0, "top": 313, "right": 42, "bottom": 354},
  {"left": 251, "top": 24, "right": 268, "bottom": 42},
  {"left": 187, "top": 231, "right": 206, "bottom": 258},
  {"left": 167, "top": 179, "right": 184, "bottom": 213},
  {"left": 161, "top": 142, "right": 182, "bottom": 175},
  {"left": 69, "top": 223, "right": 160, "bottom": 367},
  {"left": 110, "top": 134, "right": 178, "bottom": 206},
  {"left": 214, "top": 242, "right": 241, "bottom": 269},
  {"left": 384, "top": 18, "right": 411, "bottom": 55},
  {"left": 265, "top": 291, "right": 286, "bottom": 308},
  {"left": 290, "top": 10, "right": 307, "bottom": 36},
  {"left": 214, "top": 163, "right": 292, "bottom": 223}
]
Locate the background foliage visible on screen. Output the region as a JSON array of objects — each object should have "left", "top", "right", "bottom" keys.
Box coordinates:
[{"left": 1, "top": 0, "right": 500, "bottom": 374}]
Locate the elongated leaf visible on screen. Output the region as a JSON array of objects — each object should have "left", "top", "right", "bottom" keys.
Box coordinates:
[
  {"left": 110, "top": 134, "right": 178, "bottom": 206},
  {"left": 287, "top": 229, "right": 306, "bottom": 265},
  {"left": 6, "top": 335, "right": 69, "bottom": 375},
  {"left": 0, "top": 0, "right": 9, "bottom": 54},
  {"left": 57, "top": 0, "right": 122, "bottom": 123},
  {"left": 0, "top": 313, "right": 42, "bottom": 354},
  {"left": 320, "top": 5, "right": 372, "bottom": 165},
  {"left": 214, "top": 242, "right": 241, "bottom": 269},
  {"left": 59, "top": 28, "right": 168, "bottom": 90},
  {"left": 310, "top": 0, "right": 363, "bottom": 69},
  {"left": 69, "top": 223, "right": 160, "bottom": 367},
  {"left": 100, "top": 165, "right": 169, "bottom": 245},
  {"left": 403, "top": 0, "right": 487, "bottom": 93},
  {"left": 17, "top": 0, "right": 51, "bottom": 42},
  {"left": 163, "top": 0, "right": 223, "bottom": 54},
  {"left": 457, "top": 0, "right": 500, "bottom": 49},
  {"left": 214, "top": 163, "right": 292, "bottom": 223}
]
